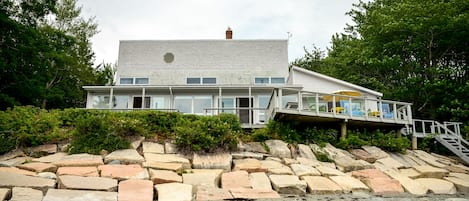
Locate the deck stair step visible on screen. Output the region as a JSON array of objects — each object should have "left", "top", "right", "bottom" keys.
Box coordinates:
[{"left": 411, "top": 120, "right": 468, "bottom": 165}]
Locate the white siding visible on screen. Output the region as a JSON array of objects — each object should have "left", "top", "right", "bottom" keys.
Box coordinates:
[{"left": 117, "top": 40, "right": 289, "bottom": 85}]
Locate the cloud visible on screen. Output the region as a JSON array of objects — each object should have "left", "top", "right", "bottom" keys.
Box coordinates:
[{"left": 77, "top": 0, "right": 360, "bottom": 65}]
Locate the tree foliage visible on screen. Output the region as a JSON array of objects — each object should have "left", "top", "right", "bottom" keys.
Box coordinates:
[
  {"left": 0, "top": 0, "right": 112, "bottom": 110},
  {"left": 294, "top": 0, "right": 469, "bottom": 134}
]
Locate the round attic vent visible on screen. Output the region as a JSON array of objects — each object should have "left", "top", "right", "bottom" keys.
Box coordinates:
[{"left": 163, "top": 52, "right": 174, "bottom": 63}]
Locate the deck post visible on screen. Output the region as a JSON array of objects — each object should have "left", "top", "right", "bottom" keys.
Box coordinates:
[
  {"left": 278, "top": 88, "right": 283, "bottom": 109},
  {"left": 218, "top": 87, "right": 222, "bottom": 115},
  {"left": 297, "top": 91, "right": 302, "bottom": 111},
  {"left": 108, "top": 87, "right": 113, "bottom": 109},
  {"left": 412, "top": 136, "right": 418, "bottom": 150},
  {"left": 340, "top": 121, "right": 347, "bottom": 140},
  {"left": 141, "top": 87, "right": 146, "bottom": 109}
]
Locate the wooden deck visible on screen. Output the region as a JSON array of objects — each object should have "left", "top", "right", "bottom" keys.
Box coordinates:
[{"left": 264, "top": 88, "right": 413, "bottom": 129}]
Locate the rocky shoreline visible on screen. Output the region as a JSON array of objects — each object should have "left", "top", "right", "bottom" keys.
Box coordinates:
[{"left": 0, "top": 138, "right": 468, "bottom": 201}]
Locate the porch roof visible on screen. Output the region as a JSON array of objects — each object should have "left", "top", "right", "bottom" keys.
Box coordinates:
[{"left": 82, "top": 84, "right": 304, "bottom": 93}]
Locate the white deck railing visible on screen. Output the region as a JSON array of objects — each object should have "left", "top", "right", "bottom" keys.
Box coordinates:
[{"left": 265, "top": 88, "right": 413, "bottom": 125}]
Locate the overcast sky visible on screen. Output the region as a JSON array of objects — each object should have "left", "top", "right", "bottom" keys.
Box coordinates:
[{"left": 77, "top": 0, "right": 362, "bottom": 65}]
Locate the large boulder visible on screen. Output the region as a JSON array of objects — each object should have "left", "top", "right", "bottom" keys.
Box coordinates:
[
  {"left": 154, "top": 183, "right": 192, "bottom": 201},
  {"left": 297, "top": 144, "right": 316, "bottom": 160},
  {"left": 350, "top": 149, "right": 377, "bottom": 163},
  {"left": 231, "top": 152, "right": 264, "bottom": 160},
  {"left": 229, "top": 188, "right": 281, "bottom": 199},
  {"left": 329, "top": 175, "right": 370, "bottom": 193},
  {"left": 265, "top": 140, "right": 292, "bottom": 158},
  {"left": 182, "top": 169, "right": 223, "bottom": 188},
  {"left": 98, "top": 164, "right": 149, "bottom": 180},
  {"left": 192, "top": 153, "right": 232, "bottom": 171},
  {"left": 52, "top": 153, "right": 103, "bottom": 167},
  {"left": 196, "top": 186, "right": 233, "bottom": 201},
  {"left": 260, "top": 160, "right": 293, "bottom": 175},
  {"left": 104, "top": 149, "right": 144, "bottom": 164},
  {"left": 56, "top": 166, "right": 99, "bottom": 177},
  {"left": 118, "top": 179, "right": 153, "bottom": 201},
  {"left": 384, "top": 169, "right": 428, "bottom": 195},
  {"left": 351, "top": 169, "right": 403, "bottom": 194},
  {"left": 143, "top": 153, "right": 190, "bottom": 169},
  {"left": 301, "top": 176, "right": 343, "bottom": 194},
  {"left": 361, "top": 146, "right": 389, "bottom": 159},
  {"left": 0, "top": 188, "right": 10, "bottom": 200},
  {"left": 413, "top": 165, "right": 449, "bottom": 179},
  {"left": 444, "top": 176, "right": 469, "bottom": 192},
  {"left": 148, "top": 169, "right": 182, "bottom": 184},
  {"left": 17, "top": 162, "right": 57, "bottom": 173},
  {"left": 0, "top": 171, "right": 55, "bottom": 192},
  {"left": 232, "top": 158, "right": 266, "bottom": 173},
  {"left": 221, "top": 171, "right": 251, "bottom": 189},
  {"left": 315, "top": 165, "right": 345, "bottom": 176},
  {"left": 10, "top": 187, "right": 43, "bottom": 201},
  {"left": 269, "top": 174, "right": 307, "bottom": 194},
  {"left": 290, "top": 164, "right": 320, "bottom": 177},
  {"left": 414, "top": 178, "right": 457, "bottom": 194},
  {"left": 43, "top": 189, "right": 117, "bottom": 201},
  {"left": 58, "top": 175, "right": 118, "bottom": 191},
  {"left": 249, "top": 172, "right": 272, "bottom": 190},
  {"left": 142, "top": 142, "right": 164, "bottom": 154},
  {"left": 238, "top": 142, "right": 268, "bottom": 153}
]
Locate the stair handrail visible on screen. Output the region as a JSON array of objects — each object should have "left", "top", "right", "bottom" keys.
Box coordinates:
[{"left": 433, "top": 121, "right": 468, "bottom": 152}]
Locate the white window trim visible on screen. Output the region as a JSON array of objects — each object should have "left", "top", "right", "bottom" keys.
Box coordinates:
[
  {"left": 186, "top": 77, "right": 217, "bottom": 85},
  {"left": 119, "top": 77, "right": 149, "bottom": 85},
  {"left": 254, "top": 76, "right": 285, "bottom": 85}
]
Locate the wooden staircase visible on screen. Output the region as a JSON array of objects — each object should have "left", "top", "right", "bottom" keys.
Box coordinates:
[{"left": 410, "top": 120, "right": 469, "bottom": 165}]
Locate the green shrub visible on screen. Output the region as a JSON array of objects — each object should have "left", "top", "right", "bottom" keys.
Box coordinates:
[
  {"left": 368, "top": 130, "right": 410, "bottom": 153},
  {"left": 250, "top": 127, "right": 272, "bottom": 142},
  {"left": 303, "top": 127, "right": 338, "bottom": 147},
  {"left": 174, "top": 114, "right": 240, "bottom": 152},
  {"left": 315, "top": 152, "right": 333, "bottom": 162},
  {"left": 0, "top": 106, "right": 66, "bottom": 152},
  {"left": 0, "top": 131, "right": 16, "bottom": 154},
  {"left": 69, "top": 114, "right": 130, "bottom": 154}
]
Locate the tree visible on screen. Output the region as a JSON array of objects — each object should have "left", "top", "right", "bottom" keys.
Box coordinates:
[
  {"left": 295, "top": 0, "right": 468, "bottom": 134},
  {"left": 0, "top": 0, "right": 110, "bottom": 109}
]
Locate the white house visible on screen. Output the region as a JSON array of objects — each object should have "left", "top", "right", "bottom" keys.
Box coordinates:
[{"left": 83, "top": 28, "right": 412, "bottom": 130}]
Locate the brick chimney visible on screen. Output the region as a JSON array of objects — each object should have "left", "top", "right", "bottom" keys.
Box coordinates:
[{"left": 226, "top": 27, "right": 232, "bottom": 39}]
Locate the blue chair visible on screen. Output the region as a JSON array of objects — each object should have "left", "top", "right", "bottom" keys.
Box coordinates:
[{"left": 382, "top": 104, "right": 394, "bottom": 119}]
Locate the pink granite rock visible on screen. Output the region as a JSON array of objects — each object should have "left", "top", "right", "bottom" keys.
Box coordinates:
[
  {"left": 17, "top": 162, "right": 57, "bottom": 173},
  {"left": 0, "top": 167, "right": 36, "bottom": 176},
  {"left": 148, "top": 169, "right": 182, "bottom": 184},
  {"left": 230, "top": 188, "right": 281, "bottom": 199},
  {"left": 99, "top": 164, "right": 149, "bottom": 180},
  {"left": 118, "top": 179, "right": 153, "bottom": 201},
  {"left": 196, "top": 186, "right": 233, "bottom": 201},
  {"left": 350, "top": 149, "right": 377, "bottom": 163},
  {"left": 351, "top": 169, "right": 390, "bottom": 180},
  {"left": 52, "top": 154, "right": 103, "bottom": 167},
  {"left": 56, "top": 166, "right": 99, "bottom": 177},
  {"left": 221, "top": 171, "right": 251, "bottom": 189},
  {"left": 362, "top": 178, "right": 404, "bottom": 194}
]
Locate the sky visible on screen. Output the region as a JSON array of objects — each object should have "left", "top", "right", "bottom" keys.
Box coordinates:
[{"left": 77, "top": 0, "right": 363, "bottom": 65}]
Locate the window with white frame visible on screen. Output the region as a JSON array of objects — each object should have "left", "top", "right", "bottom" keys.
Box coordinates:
[
  {"left": 135, "top": 78, "right": 149, "bottom": 84},
  {"left": 254, "top": 77, "right": 285, "bottom": 85},
  {"left": 120, "top": 78, "right": 133, "bottom": 85},
  {"left": 174, "top": 96, "right": 212, "bottom": 114},
  {"left": 255, "top": 77, "right": 269, "bottom": 84},
  {"left": 187, "top": 77, "right": 216, "bottom": 85},
  {"left": 271, "top": 77, "right": 285, "bottom": 84},
  {"left": 119, "top": 77, "right": 149, "bottom": 85},
  {"left": 258, "top": 95, "right": 270, "bottom": 123}
]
